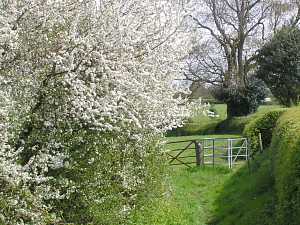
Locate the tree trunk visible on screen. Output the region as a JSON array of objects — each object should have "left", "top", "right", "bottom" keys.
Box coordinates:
[{"left": 226, "top": 94, "right": 252, "bottom": 118}]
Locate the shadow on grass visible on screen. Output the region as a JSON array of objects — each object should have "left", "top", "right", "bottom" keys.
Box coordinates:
[
  {"left": 185, "top": 166, "right": 231, "bottom": 175},
  {"left": 209, "top": 150, "right": 276, "bottom": 225}
]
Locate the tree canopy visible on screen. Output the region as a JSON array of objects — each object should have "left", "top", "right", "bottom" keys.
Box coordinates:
[{"left": 257, "top": 26, "right": 300, "bottom": 106}]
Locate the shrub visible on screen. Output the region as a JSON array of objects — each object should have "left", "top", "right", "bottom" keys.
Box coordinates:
[
  {"left": 243, "top": 110, "right": 285, "bottom": 155},
  {"left": 20, "top": 123, "right": 167, "bottom": 224},
  {"left": 272, "top": 107, "right": 300, "bottom": 225},
  {"left": 0, "top": 92, "right": 56, "bottom": 225}
]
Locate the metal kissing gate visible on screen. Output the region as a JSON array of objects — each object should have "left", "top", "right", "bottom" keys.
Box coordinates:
[{"left": 165, "top": 137, "right": 249, "bottom": 169}]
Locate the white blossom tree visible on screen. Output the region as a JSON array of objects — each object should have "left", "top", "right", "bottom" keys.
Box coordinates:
[{"left": 0, "top": 0, "right": 194, "bottom": 224}]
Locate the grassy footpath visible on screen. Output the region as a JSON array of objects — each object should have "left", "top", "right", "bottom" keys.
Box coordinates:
[
  {"left": 131, "top": 165, "right": 237, "bottom": 225},
  {"left": 211, "top": 150, "right": 275, "bottom": 225},
  {"left": 131, "top": 142, "right": 276, "bottom": 224},
  {"left": 131, "top": 134, "right": 239, "bottom": 225},
  {"left": 164, "top": 134, "right": 239, "bottom": 225},
  {"left": 134, "top": 106, "right": 285, "bottom": 225},
  {"left": 166, "top": 151, "right": 274, "bottom": 225},
  {"left": 169, "top": 166, "right": 232, "bottom": 225},
  {"left": 155, "top": 132, "right": 275, "bottom": 225}
]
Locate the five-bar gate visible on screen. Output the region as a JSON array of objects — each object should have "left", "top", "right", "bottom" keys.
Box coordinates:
[{"left": 165, "top": 137, "right": 249, "bottom": 169}]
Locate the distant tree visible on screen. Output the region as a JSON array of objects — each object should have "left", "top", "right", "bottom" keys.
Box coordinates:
[
  {"left": 257, "top": 26, "right": 300, "bottom": 106},
  {"left": 184, "top": 0, "right": 300, "bottom": 117},
  {"left": 212, "top": 76, "right": 268, "bottom": 116}
]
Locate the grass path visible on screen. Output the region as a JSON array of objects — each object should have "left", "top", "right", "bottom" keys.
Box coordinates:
[
  {"left": 169, "top": 166, "right": 233, "bottom": 225},
  {"left": 165, "top": 134, "right": 237, "bottom": 225},
  {"left": 168, "top": 152, "right": 274, "bottom": 225},
  {"left": 132, "top": 134, "right": 274, "bottom": 225},
  {"left": 164, "top": 134, "right": 274, "bottom": 225}
]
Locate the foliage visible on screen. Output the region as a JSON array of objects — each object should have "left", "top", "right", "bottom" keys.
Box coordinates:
[
  {"left": 257, "top": 26, "right": 300, "bottom": 106},
  {"left": 272, "top": 107, "right": 300, "bottom": 225},
  {"left": 243, "top": 110, "right": 285, "bottom": 155},
  {"left": 213, "top": 77, "right": 268, "bottom": 117},
  {"left": 215, "top": 117, "right": 251, "bottom": 134},
  {"left": 0, "top": 176, "right": 56, "bottom": 225},
  {"left": 162, "top": 108, "right": 300, "bottom": 225},
  {"left": 0, "top": 0, "right": 193, "bottom": 224},
  {"left": 0, "top": 92, "right": 56, "bottom": 225}
]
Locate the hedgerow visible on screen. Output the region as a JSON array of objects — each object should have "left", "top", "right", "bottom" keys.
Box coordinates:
[
  {"left": 0, "top": 1, "right": 193, "bottom": 224},
  {"left": 243, "top": 110, "right": 285, "bottom": 155},
  {"left": 271, "top": 107, "right": 300, "bottom": 225}
]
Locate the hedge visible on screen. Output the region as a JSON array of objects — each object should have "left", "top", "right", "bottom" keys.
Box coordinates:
[
  {"left": 243, "top": 110, "right": 285, "bottom": 155},
  {"left": 272, "top": 107, "right": 300, "bottom": 225}
]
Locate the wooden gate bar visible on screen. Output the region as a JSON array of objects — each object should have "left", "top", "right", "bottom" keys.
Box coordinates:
[{"left": 169, "top": 141, "right": 194, "bottom": 164}]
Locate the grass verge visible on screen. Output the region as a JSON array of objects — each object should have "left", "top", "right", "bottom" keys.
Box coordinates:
[
  {"left": 211, "top": 150, "right": 276, "bottom": 225},
  {"left": 168, "top": 104, "right": 285, "bottom": 136}
]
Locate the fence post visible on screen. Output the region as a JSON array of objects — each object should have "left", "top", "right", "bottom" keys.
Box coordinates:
[
  {"left": 245, "top": 138, "right": 248, "bottom": 161},
  {"left": 230, "top": 139, "right": 233, "bottom": 168},
  {"left": 212, "top": 139, "right": 215, "bottom": 168},
  {"left": 195, "top": 141, "right": 202, "bottom": 166}
]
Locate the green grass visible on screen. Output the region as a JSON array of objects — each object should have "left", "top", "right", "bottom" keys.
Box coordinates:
[
  {"left": 166, "top": 134, "right": 240, "bottom": 143},
  {"left": 211, "top": 150, "right": 276, "bottom": 225},
  {"left": 149, "top": 150, "right": 275, "bottom": 225},
  {"left": 133, "top": 105, "right": 286, "bottom": 225},
  {"left": 186, "top": 104, "right": 227, "bottom": 133},
  {"left": 135, "top": 133, "right": 276, "bottom": 225},
  {"left": 168, "top": 105, "right": 227, "bottom": 136},
  {"left": 168, "top": 104, "right": 285, "bottom": 136},
  {"left": 168, "top": 166, "right": 232, "bottom": 225},
  {"left": 130, "top": 166, "right": 234, "bottom": 225}
]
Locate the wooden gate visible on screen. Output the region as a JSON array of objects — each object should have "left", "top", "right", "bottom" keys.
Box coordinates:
[{"left": 165, "top": 137, "right": 249, "bottom": 169}]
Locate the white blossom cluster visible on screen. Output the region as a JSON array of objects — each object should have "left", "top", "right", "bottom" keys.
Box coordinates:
[
  {"left": 0, "top": 91, "right": 57, "bottom": 225},
  {"left": 0, "top": 0, "right": 197, "bottom": 223}
]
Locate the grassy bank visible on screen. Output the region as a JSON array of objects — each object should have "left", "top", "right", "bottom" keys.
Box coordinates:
[
  {"left": 211, "top": 150, "right": 276, "bottom": 225},
  {"left": 165, "top": 134, "right": 276, "bottom": 225},
  {"left": 168, "top": 104, "right": 284, "bottom": 136},
  {"left": 129, "top": 166, "right": 233, "bottom": 225}
]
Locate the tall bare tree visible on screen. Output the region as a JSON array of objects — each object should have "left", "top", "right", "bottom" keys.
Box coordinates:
[{"left": 185, "top": 0, "right": 300, "bottom": 117}]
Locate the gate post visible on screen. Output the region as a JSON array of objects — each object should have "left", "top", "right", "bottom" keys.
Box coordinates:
[
  {"left": 212, "top": 139, "right": 215, "bottom": 167},
  {"left": 227, "top": 139, "right": 233, "bottom": 169},
  {"left": 195, "top": 141, "right": 202, "bottom": 166}
]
